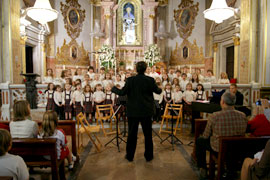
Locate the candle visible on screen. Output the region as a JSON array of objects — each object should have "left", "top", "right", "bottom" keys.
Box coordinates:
[
  {"left": 63, "top": 65, "right": 65, "bottom": 70},
  {"left": 76, "top": 66, "right": 78, "bottom": 69}
]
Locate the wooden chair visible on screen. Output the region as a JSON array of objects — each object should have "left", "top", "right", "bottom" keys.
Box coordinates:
[
  {"left": 159, "top": 103, "right": 183, "bottom": 135},
  {"left": 76, "top": 113, "right": 102, "bottom": 153},
  {"left": 96, "top": 104, "right": 119, "bottom": 137}
]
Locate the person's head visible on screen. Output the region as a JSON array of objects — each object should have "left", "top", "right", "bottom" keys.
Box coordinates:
[
  {"left": 84, "top": 84, "right": 91, "bottom": 93},
  {"left": 172, "top": 78, "right": 179, "bottom": 85},
  {"left": 155, "top": 77, "right": 161, "bottom": 83},
  {"left": 192, "top": 73, "right": 199, "bottom": 83},
  {"left": 125, "top": 72, "right": 131, "bottom": 79},
  {"left": 176, "top": 70, "right": 181, "bottom": 77},
  {"left": 145, "top": 67, "right": 151, "bottom": 74},
  {"left": 197, "top": 84, "right": 204, "bottom": 91},
  {"left": 181, "top": 73, "right": 187, "bottom": 80},
  {"left": 207, "top": 70, "right": 213, "bottom": 77},
  {"left": 13, "top": 100, "right": 30, "bottom": 121},
  {"left": 100, "top": 67, "right": 105, "bottom": 74},
  {"left": 75, "top": 79, "right": 82, "bottom": 85},
  {"left": 0, "top": 129, "right": 12, "bottom": 156},
  {"left": 162, "top": 74, "right": 169, "bottom": 81},
  {"left": 116, "top": 84, "right": 121, "bottom": 89},
  {"left": 65, "top": 83, "right": 71, "bottom": 91},
  {"left": 136, "top": 61, "right": 147, "bottom": 74},
  {"left": 152, "top": 66, "right": 156, "bottom": 72},
  {"left": 41, "top": 111, "right": 58, "bottom": 137},
  {"left": 164, "top": 83, "right": 172, "bottom": 91},
  {"left": 183, "top": 66, "right": 189, "bottom": 73},
  {"left": 55, "top": 85, "right": 62, "bottom": 92},
  {"left": 61, "top": 70, "right": 67, "bottom": 78},
  {"left": 220, "top": 92, "right": 236, "bottom": 108},
  {"left": 88, "top": 66, "right": 94, "bottom": 73},
  {"left": 75, "top": 68, "right": 82, "bottom": 75},
  {"left": 65, "top": 78, "right": 72, "bottom": 85},
  {"left": 46, "top": 68, "right": 53, "bottom": 77},
  {"left": 175, "top": 84, "right": 181, "bottom": 92},
  {"left": 220, "top": 72, "right": 228, "bottom": 79},
  {"left": 105, "top": 85, "right": 112, "bottom": 92},
  {"left": 94, "top": 74, "right": 100, "bottom": 80},
  {"left": 95, "top": 84, "right": 103, "bottom": 91},
  {"left": 116, "top": 74, "right": 121, "bottom": 81},
  {"left": 47, "top": 83, "right": 54, "bottom": 91},
  {"left": 126, "top": 7, "right": 131, "bottom": 13},
  {"left": 76, "top": 83, "right": 81, "bottom": 90},
  {"left": 67, "top": 69, "right": 72, "bottom": 76},
  {"left": 186, "top": 83, "right": 192, "bottom": 91},
  {"left": 169, "top": 68, "right": 175, "bottom": 74},
  {"left": 105, "top": 73, "right": 112, "bottom": 80},
  {"left": 195, "top": 68, "right": 201, "bottom": 75},
  {"left": 84, "top": 74, "right": 90, "bottom": 82},
  {"left": 230, "top": 84, "right": 238, "bottom": 94}
]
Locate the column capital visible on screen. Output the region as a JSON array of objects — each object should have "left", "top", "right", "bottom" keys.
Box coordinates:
[
  {"left": 233, "top": 36, "right": 240, "bottom": 46},
  {"left": 213, "top": 43, "right": 218, "bottom": 52}
]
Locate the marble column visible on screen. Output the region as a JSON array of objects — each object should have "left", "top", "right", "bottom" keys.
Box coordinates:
[
  {"left": 101, "top": 1, "right": 114, "bottom": 46},
  {"left": 233, "top": 36, "right": 240, "bottom": 79},
  {"left": 148, "top": 15, "right": 155, "bottom": 45},
  {"left": 213, "top": 43, "right": 218, "bottom": 77}
]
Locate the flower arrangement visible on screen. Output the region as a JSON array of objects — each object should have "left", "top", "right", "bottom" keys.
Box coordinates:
[
  {"left": 144, "top": 44, "right": 161, "bottom": 67},
  {"left": 98, "top": 45, "right": 116, "bottom": 69}
]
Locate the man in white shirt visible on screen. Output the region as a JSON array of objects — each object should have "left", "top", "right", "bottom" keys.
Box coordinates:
[{"left": 180, "top": 73, "right": 189, "bottom": 91}]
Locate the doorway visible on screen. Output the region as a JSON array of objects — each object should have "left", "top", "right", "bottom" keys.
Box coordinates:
[
  {"left": 226, "top": 46, "right": 234, "bottom": 80},
  {"left": 25, "top": 45, "right": 33, "bottom": 73}
]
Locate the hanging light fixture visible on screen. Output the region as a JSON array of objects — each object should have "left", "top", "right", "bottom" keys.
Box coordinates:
[
  {"left": 155, "top": 20, "right": 169, "bottom": 39},
  {"left": 203, "top": 0, "right": 235, "bottom": 24},
  {"left": 26, "top": 0, "right": 58, "bottom": 25},
  {"left": 90, "top": 20, "right": 104, "bottom": 39}
]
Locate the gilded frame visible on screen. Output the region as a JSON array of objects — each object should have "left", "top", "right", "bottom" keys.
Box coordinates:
[
  {"left": 174, "top": 0, "right": 199, "bottom": 39},
  {"left": 117, "top": 0, "right": 143, "bottom": 46},
  {"left": 60, "top": 0, "right": 85, "bottom": 39}
]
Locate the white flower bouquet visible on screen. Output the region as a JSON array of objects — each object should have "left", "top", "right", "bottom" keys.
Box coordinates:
[
  {"left": 144, "top": 44, "right": 161, "bottom": 67},
  {"left": 98, "top": 45, "right": 116, "bottom": 69}
]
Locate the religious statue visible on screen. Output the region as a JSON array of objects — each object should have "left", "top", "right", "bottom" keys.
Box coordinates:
[
  {"left": 21, "top": 73, "right": 40, "bottom": 109},
  {"left": 123, "top": 3, "right": 136, "bottom": 44}
]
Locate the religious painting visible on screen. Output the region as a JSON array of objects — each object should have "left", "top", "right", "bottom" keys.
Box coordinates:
[
  {"left": 180, "top": 9, "right": 191, "bottom": 27},
  {"left": 174, "top": 0, "right": 199, "bottom": 39},
  {"left": 117, "top": 0, "right": 142, "bottom": 46},
  {"left": 183, "top": 46, "right": 188, "bottom": 59},
  {"left": 60, "top": 0, "right": 86, "bottom": 39},
  {"left": 70, "top": 45, "right": 78, "bottom": 59},
  {"left": 68, "top": 8, "right": 80, "bottom": 27}
]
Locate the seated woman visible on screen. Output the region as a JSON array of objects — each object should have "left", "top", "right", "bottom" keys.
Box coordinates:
[
  {"left": 248, "top": 99, "right": 270, "bottom": 136},
  {"left": 241, "top": 139, "right": 270, "bottom": 180},
  {"left": 10, "top": 100, "right": 38, "bottom": 138},
  {"left": 217, "top": 72, "right": 230, "bottom": 84},
  {"left": 0, "top": 129, "right": 29, "bottom": 180}
]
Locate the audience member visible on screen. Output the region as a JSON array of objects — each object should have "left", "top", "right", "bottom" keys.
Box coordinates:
[
  {"left": 230, "top": 83, "right": 244, "bottom": 106},
  {"left": 217, "top": 72, "right": 230, "bottom": 84}
]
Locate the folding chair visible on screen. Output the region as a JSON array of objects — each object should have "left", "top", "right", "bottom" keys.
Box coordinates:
[
  {"left": 159, "top": 103, "right": 183, "bottom": 136},
  {"left": 96, "top": 104, "right": 119, "bottom": 137},
  {"left": 76, "top": 112, "right": 102, "bottom": 153}
]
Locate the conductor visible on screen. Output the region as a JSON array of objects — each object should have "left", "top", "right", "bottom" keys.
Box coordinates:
[{"left": 112, "top": 61, "right": 162, "bottom": 162}]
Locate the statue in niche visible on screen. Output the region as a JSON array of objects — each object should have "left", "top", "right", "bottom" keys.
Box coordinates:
[
  {"left": 123, "top": 3, "right": 136, "bottom": 44},
  {"left": 183, "top": 46, "right": 188, "bottom": 59}
]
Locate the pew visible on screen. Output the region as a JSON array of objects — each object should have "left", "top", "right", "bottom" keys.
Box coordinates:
[
  {"left": 9, "top": 138, "right": 66, "bottom": 180},
  {"left": 0, "top": 120, "right": 78, "bottom": 158},
  {"left": 209, "top": 136, "right": 270, "bottom": 180}
]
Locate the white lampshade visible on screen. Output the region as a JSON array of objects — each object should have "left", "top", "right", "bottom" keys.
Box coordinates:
[
  {"left": 203, "top": 0, "right": 234, "bottom": 24},
  {"left": 27, "top": 0, "right": 58, "bottom": 24}
]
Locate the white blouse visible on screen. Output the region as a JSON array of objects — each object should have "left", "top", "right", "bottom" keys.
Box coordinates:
[
  {"left": 217, "top": 78, "right": 230, "bottom": 84},
  {"left": 54, "top": 91, "right": 62, "bottom": 106},
  {"left": 183, "top": 90, "right": 196, "bottom": 102},
  {"left": 93, "top": 91, "right": 105, "bottom": 102},
  {"left": 43, "top": 76, "right": 54, "bottom": 84},
  {"left": 82, "top": 92, "right": 92, "bottom": 103},
  {"left": 102, "top": 80, "right": 114, "bottom": 88},
  {"left": 173, "top": 91, "right": 183, "bottom": 103},
  {"left": 114, "top": 81, "right": 125, "bottom": 89},
  {"left": 153, "top": 92, "right": 163, "bottom": 104},
  {"left": 62, "top": 90, "right": 73, "bottom": 105},
  {"left": 180, "top": 80, "right": 189, "bottom": 91},
  {"left": 73, "top": 90, "right": 83, "bottom": 102},
  {"left": 10, "top": 119, "right": 38, "bottom": 138},
  {"left": 46, "top": 90, "right": 54, "bottom": 99},
  {"left": 73, "top": 75, "right": 84, "bottom": 82},
  {"left": 91, "top": 80, "right": 103, "bottom": 89}
]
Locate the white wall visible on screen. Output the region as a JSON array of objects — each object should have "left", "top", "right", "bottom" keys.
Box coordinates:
[
  {"left": 54, "top": 0, "right": 92, "bottom": 55},
  {"left": 167, "top": 0, "right": 206, "bottom": 55}
]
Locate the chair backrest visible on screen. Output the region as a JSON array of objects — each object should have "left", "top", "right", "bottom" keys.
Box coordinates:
[
  {"left": 96, "top": 104, "right": 116, "bottom": 118},
  {"left": 76, "top": 112, "right": 89, "bottom": 128},
  {"left": 164, "top": 103, "right": 183, "bottom": 118}
]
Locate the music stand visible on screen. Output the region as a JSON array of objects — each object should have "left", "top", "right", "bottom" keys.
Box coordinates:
[
  {"left": 105, "top": 105, "right": 126, "bottom": 152},
  {"left": 160, "top": 104, "right": 183, "bottom": 151}
]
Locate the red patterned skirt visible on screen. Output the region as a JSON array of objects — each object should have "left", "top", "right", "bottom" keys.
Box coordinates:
[
  {"left": 74, "top": 102, "right": 83, "bottom": 116},
  {"left": 93, "top": 101, "right": 104, "bottom": 113},
  {"left": 84, "top": 101, "right": 93, "bottom": 114},
  {"left": 46, "top": 98, "right": 55, "bottom": 111},
  {"left": 64, "top": 99, "right": 73, "bottom": 113}
]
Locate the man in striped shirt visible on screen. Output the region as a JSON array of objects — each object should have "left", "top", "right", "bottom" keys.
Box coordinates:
[{"left": 196, "top": 92, "right": 248, "bottom": 178}]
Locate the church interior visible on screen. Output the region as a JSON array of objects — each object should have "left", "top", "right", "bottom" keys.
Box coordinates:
[{"left": 1, "top": 0, "right": 270, "bottom": 179}]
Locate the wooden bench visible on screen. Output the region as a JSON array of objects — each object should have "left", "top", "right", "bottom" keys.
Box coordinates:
[
  {"left": 9, "top": 138, "right": 66, "bottom": 180},
  {"left": 0, "top": 120, "right": 77, "bottom": 158},
  {"left": 209, "top": 136, "right": 270, "bottom": 180}
]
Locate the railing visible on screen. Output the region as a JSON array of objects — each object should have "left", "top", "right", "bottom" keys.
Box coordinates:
[{"left": 0, "top": 82, "right": 261, "bottom": 121}]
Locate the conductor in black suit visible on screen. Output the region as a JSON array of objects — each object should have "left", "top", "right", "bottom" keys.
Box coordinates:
[{"left": 112, "top": 61, "right": 162, "bottom": 162}]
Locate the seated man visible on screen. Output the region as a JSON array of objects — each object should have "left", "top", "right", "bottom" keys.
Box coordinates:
[
  {"left": 230, "top": 83, "right": 244, "bottom": 106},
  {"left": 196, "top": 92, "right": 248, "bottom": 178}
]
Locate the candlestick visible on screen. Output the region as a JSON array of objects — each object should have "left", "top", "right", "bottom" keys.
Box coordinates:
[{"left": 63, "top": 65, "right": 65, "bottom": 70}]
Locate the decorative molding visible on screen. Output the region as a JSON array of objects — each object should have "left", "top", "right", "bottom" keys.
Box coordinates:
[
  {"left": 60, "top": 0, "right": 86, "bottom": 39},
  {"left": 158, "top": 0, "right": 168, "bottom": 7},
  {"left": 174, "top": 0, "right": 199, "bottom": 39},
  {"left": 233, "top": 36, "right": 240, "bottom": 46},
  {"left": 226, "top": 0, "right": 237, "bottom": 7},
  {"left": 213, "top": 43, "right": 218, "bottom": 52},
  {"left": 56, "top": 39, "right": 90, "bottom": 66},
  {"left": 170, "top": 39, "right": 204, "bottom": 65}
]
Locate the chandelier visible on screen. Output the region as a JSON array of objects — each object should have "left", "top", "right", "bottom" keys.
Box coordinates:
[
  {"left": 203, "top": 0, "right": 235, "bottom": 24},
  {"left": 26, "top": 0, "right": 58, "bottom": 25},
  {"left": 90, "top": 20, "right": 104, "bottom": 39}
]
